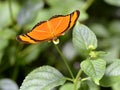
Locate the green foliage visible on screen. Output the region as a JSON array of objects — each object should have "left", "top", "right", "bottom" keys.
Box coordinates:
[
  {"left": 79, "top": 80, "right": 100, "bottom": 90},
  {"left": 72, "top": 23, "right": 97, "bottom": 56},
  {"left": 81, "top": 59, "right": 106, "bottom": 85},
  {"left": 100, "top": 60, "right": 120, "bottom": 87},
  {"left": 0, "top": 0, "right": 120, "bottom": 90},
  {"left": 20, "top": 66, "right": 66, "bottom": 90},
  {"left": 60, "top": 82, "right": 80, "bottom": 90}
]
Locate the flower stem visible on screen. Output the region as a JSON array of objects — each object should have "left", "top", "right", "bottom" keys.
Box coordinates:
[{"left": 54, "top": 44, "right": 74, "bottom": 79}]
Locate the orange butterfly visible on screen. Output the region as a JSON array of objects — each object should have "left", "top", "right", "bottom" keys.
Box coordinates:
[{"left": 17, "top": 10, "right": 80, "bottom": 44}]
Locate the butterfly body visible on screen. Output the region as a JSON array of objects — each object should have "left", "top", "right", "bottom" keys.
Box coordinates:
[{"left": 17, "top": 10, "right": 80, "bottom": 44}]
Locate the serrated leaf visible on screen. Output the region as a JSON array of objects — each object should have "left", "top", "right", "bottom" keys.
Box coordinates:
[
  {"left": 81, "top": 59, "right": 106, "bottom": 85},
  {"left": 104, "top": 0, "right": 120, "bottom": 7},
  {"left": 17, "top": 0, "right": 44, "bottom": 26},
  {"left": 73, "top": 23, "right": 97, "bottom": 55},
  {"left": 20, "top": 66, "right": 66, "bottom": 90},
  {"left": 100, "top": 60, "right": 120, "bottom": 87}
]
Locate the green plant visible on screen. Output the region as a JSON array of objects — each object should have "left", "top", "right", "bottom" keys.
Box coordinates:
[
  {"left": 18, "top": 22, "right": 120, "bottom": 90},
  {"left": 0, "top": 0, "right": 120, "bottom": 90}
]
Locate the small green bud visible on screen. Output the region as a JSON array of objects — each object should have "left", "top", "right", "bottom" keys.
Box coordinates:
[
  {"left": 88, "top": 45, "right": 96, "bottom": 50},
  {"left": 89, "top": 51, "right": 97, "bottom": 58}
]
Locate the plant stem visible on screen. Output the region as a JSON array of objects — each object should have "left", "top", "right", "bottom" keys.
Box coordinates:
[
  {"left": 75, "top": 69, "right": 82, "bottom": 82},
  {"left": 81, "top": 77, "right": 90, "bottom": 82},
  {"left": 74, "top": 69, "right": 82, "bottom": 90},
  {"left": 8, "top": 0, "right": 15, "bottom": 24},
  {"left": 65, "top": 77, "right": 74, "bottom": 82},
  {"left": 54, "top": 44, "right": 74, "bottom": 79}
]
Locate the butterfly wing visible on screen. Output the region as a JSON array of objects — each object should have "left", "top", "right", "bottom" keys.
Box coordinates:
[
  {"left": 68, "top": 10, "right": 80, "bottom": 29},
  {"left": 51, "top": 10, "right": 80, "bottom": 37},
  {"left": 17, "top": 21, "right": 54, "bottom": 43},
  {"left": 17, "top": 10, "right": 80, "bottom": 44},
  {"left": 47, "top": 14, "right": 71, "bottom": 38}
]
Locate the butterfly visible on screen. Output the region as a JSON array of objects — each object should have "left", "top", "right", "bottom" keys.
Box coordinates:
[{"left": 17, "top": 10, "right": 80, "bottom": 44}]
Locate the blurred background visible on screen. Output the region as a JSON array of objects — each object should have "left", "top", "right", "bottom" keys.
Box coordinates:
[{"left": 0, "top": 0, "right": 120, "bottom": 90}]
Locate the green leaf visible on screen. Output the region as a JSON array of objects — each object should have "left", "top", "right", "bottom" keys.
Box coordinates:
[
  {"left": 60, "top": 82, "right": 80, "bottom": 90},
  {"left": 100, "top": 60, "right": 120, "bottom": 87},
  {"left": 79, "top": 80, "right": 100, "bottom": 90},
  {"left": 0, "top": 78, "right": 19, "bottom": 90},
  {"left": 87, "top": 80, "right": 100, "bottom": 90},
  {"left": 79, "top": 81, "right": 89, "bottom": 90},
  {"left": 72, "top": 22, "right": 97, "bottom": 55},
  {"left": 17, "top": 0, "right": 44, "bottom": 26},
  {"left": 81, "top": 59, "right": 106, "bottom": 85},
  {"left": 20, "top": 66, "right": 66, "bottom": 90},
  {"left": 112, "top": 81, "right": 120, "bottom": 90},
  {"left": 104, "top": 0, "right": 120, "bottom": 7},
  {"left": 60, "top": 83, "right": 74, "bottom": 90},
  {"left": 102, "top": 47, "right": 119, "bottom": 64}
]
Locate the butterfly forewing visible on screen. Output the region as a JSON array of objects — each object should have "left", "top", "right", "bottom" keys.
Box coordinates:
[
  {"left": 69, "top": 10, "right": 80, "bottom": 29},
  {"left": 17, "top": 10, "right": 80, "bottom": 44},
  {"left": 27, "top": 22, "right": 53, "bottom": 41},
  {"left": 48, "top": 15, "right": 71, "bottom": 38}
]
